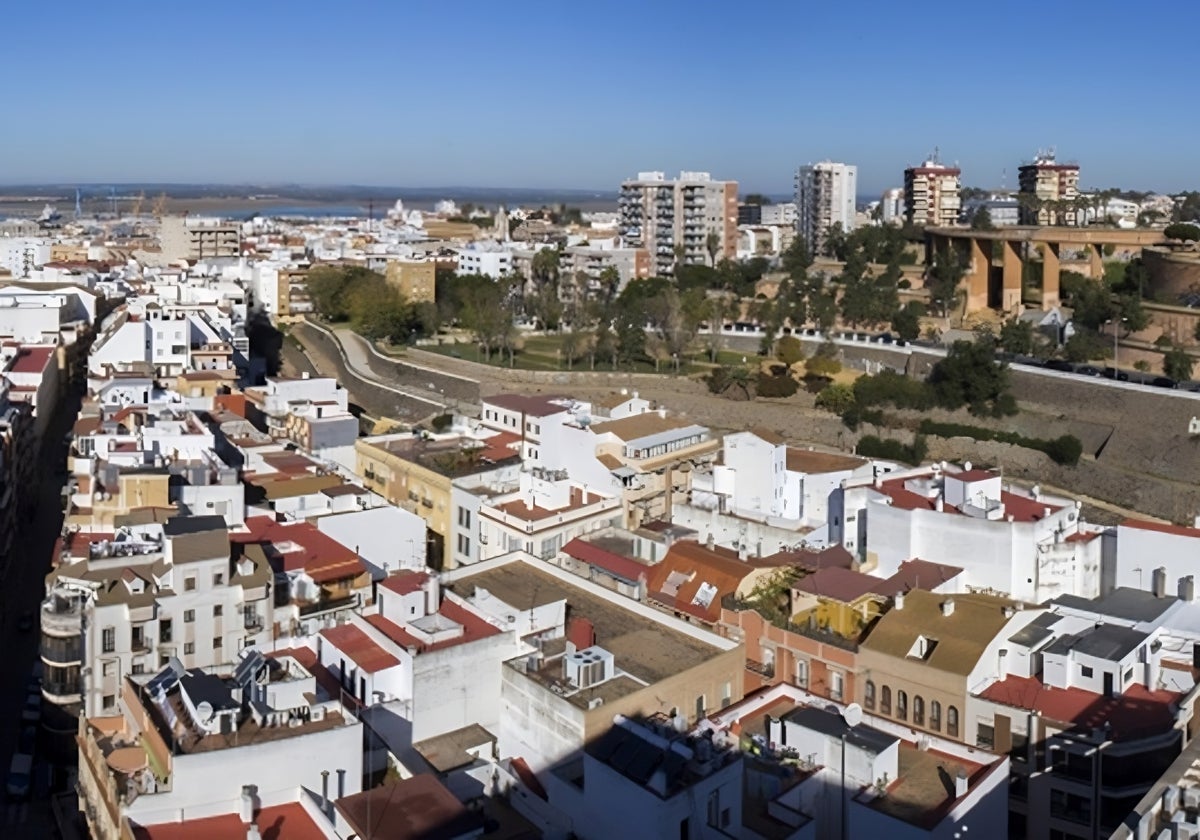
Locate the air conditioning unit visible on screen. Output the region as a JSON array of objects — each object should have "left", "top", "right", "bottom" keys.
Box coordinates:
[
  {"left": 310, "top": 706, "right": 326, "bottom": 722},
  {"left": 563, "top": 646, "right": 615, "bottom": 689}
]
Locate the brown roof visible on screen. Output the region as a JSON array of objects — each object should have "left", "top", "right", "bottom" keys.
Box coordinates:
[
  {"left": 645, "top": 541, "right": 755, "bottom": 624},
  {"left": 793, "top": 567, "right": 884, "bottom": 604},
  {"left": 482, "top": 393, "right": 570, "bottom": 417},
  {"left": 785, "top": 447, "right": 867, "bottom": 475},
  {"left": 748, "top": 427, "right": 786, "bottom": 446},
  {"left": 169, "top": 529, "right": 230, "bottom": 564},
  {"left": 591, "top": 412, "right": 698, "bottom": 441},
  {"left": 334, "top": 775, "right": 484, "bottom": 840},
  {"left": 873, "top": 558, "right": 965, "bottom": 597},
  {"left": 859, "top": 590, "right": 1017, "bottom": 676}
]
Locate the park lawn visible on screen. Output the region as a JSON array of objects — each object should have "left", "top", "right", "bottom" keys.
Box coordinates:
[{"left": 422, "top": 334, "right": 722, "bottom": 376}]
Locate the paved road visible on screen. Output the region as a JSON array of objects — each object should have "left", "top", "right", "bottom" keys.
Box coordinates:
[{"left": 0, "top": 384, "right": 83, "bottom": 837}]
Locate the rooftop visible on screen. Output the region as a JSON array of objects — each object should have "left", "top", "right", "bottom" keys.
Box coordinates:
[
  {"left": 859, "top": 590, "right": 1018, "bottom": 676},
  {"left": 363, "top": 600, "right": 501, "bottom": 654},
  {"left": 488, "top": 486, "right": 614, "bottom": 524},
  {"left": 561, "top": 537, "right": 651, "bottom": 584},
  {"left": 979, "top": 674, "right": 1181, "bottom": 741},
  {"left": 874, "top": 475, "right": 1061, "bottom": 523},
  {"left": 362, "top": 433, "right": 520, "bottom": 478},
  {"left": 644, "top": 540, "right": 757, "bottom": 624},
  {"left": 412, "top": 723, "right": 497, "bottom": 774},
  {"left": 449, "top": 561, "right": 724, "bottom": 700},
  {"left": 8, "top": 345, "right": 55, "bottom": 374},
  {"left": 793, "top": 567, "right": 885, "bottom": 604},
  {"left": 335, "top": 774, "right": 484, "bottom": 840},
  {"left": 784, "top": 447, "right": 867, "bottom": 475},
  {"left": 1052, "top": 586, "right": 1180, "bottom": 625},
  {"left": 872, "top": 558, "right": 964, "bottom": 598},
  {"left": 590, "top": 412, "right": 702, "bottom": 443},
  {"left": 233, "top": 516, "right": 366, "bottom": 584},
  {"left": 130, "top": 803, "right": 327, "bottom": 840},
  {"left": 320, "top": 623, "right": 401, "bottom": 673},
  {"left": 1120, "top": 518, "right": 1200, "bottom": 539},
  {"left": 1044, "top": 623, "right": 1150, "bottom": 661}
]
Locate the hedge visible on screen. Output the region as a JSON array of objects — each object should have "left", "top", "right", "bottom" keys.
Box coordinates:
[
  {"left": 917, "top": 419, "right": 1083, "bottom": 466},
  {"left": 856, "top": 435, "right": 928, "bottom": 466}
]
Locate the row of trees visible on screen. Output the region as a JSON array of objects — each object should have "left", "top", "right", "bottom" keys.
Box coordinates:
[{"left": 306, "top": 266, "right": 437, "bottom": 344}]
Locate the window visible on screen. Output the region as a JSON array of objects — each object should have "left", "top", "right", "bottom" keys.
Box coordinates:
[
  {"left": 160, "top": 619, "right": 172, "bottom": 642},
  {"left": 795, "top": 659, "right": 808, "bottom": 688},
  {"left": 706, "top": 791, "right": 720, "bottom": 827},
  {"left": 977, "top": 722, "right": 995, "bottom": 750},
  {"left": 213, "top": 605, "right": 223, "bottom": 617},
  {"left": 132, "top": 663, "right": 145, "bottom": 675},
  {"left": 864, "top": 680, "right": 876, "bottom": 711},
  {"left": 1010, "top": 732, "right": 1029, "bottom": 763},
  {"left": 185, "top": 577, "right": 196, "bottom": 592},
  {"left": 184, "top": 610, "right": 195, "bottom": 623},
  {"left": 102, "top": 627, "right": 115, "bottom": 653},
  {"left": 213, "top": 637, "right": 223, "bottom": 649},
  {"left": 102, "top": 694, "right": 115, "bottom": 709},
  {"left": 930, "top": 700, "right": 942, "bottom": 731},
  {"left": 947, "top": 705, "right": 959, "bottom": 738},
  {"left": 913, "top": 695, "right": 925, "bottom": 726},
  {"left": 184, "top": 642, "right": 195, "bottom": 655},
  {"left": 1123, "top": 667, "right": 1134, "bottom": 684},
  {"left": 102, "top": 661, "right": 114, "bottom": 676},
  {"left": 896, "top": 690, "right": 908, "bottom": 721},
  {"left": 694, "top": 694, "right": 705, "bottom": 721},
  {"left": 457, "top": 534, "right": 471, "bottom": 556},
  {"left": 721, "top": 682, "right": 732, "bottom": 709},
  {"left": 458, "top": 508, "right": 471, "bottom": 529},
  {"left": 830, "top": 670, "right": 844, "bottom": 702},
  {"left": 213, "top": 572, "right": 224, "bottom": 586},
  {"left": 880, "top": 686, "right": 892, "bottom": 715},
  {"left": 1080, "top": 665, "right": 1094, "bottom": 678}
]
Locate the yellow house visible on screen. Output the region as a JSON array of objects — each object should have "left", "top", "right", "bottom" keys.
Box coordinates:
[{"left": 790, "top": 566, "right": 888, "bottom": 640}]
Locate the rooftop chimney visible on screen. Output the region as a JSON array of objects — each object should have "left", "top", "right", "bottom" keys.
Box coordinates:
[
  {"left": 963, "top": 461, "right": 972, "bottom": 473},
  {"left": 1153, "top": 567, "right": 1168, "bottom": 599},
  {"left": 954, "top": 768, "right": 969, "bottom": 798},
  {"left": 941, "top": 599, "right": 955, "bottom": 617},
  {"left": 320, "top": 770, "right": 330, "bottom": 812},
  {"left": 239, "top": 786, "right": 256, "bottom": 822},
  {"left": 935, "top": 496, "right": 944, "bottom": 513},
  {"left": 894, "top": 592, "right": 905, "bottom": 610},
  {"left": 1181, "top": 576, "right": 1196, "bottom": 603}
]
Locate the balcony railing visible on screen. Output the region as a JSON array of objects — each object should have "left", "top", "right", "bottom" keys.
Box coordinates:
[
  {"left": 40, "top": 636, "right": 83, "bottom": 665},
  {"left": 745, "top": 659, "right": 775, "bottom": 679},
  {"left": 298, "top": 593, "right": 359, "bottom": 617}
]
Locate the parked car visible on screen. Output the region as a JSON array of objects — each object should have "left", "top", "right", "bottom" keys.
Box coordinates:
[
  {"left": 6, "top": 753, "right": 32, "bottom": 799},
  {"left": 1151, "top": 376, "right": 1178, "bottom": 389},
  {"left": 1044, "top": 360, "right": 1074, "bottom": 372},
  {"left": 1076, "top": 365, "right": 1103, "bottom": 377},
  {"left": 1102, "top": 367, "right": 1129, "bottom": 381}
]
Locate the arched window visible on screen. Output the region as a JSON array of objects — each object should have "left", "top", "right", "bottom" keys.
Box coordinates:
[
  {"left": 930, "top": 700, "right": 942, "bottom": 731},
  {"left": 864, "top": 680, "right": 876, "bottom": 711},
  {"left": 896, "top": 690, "right": 908, "bottom": 721},
  {"left": 913, "top": 695, "right": 925, "bottom": 726},
  {"left": 947, "top": 705, "right": 959, "bottom": 738},
  {"left": 880, "top": 686, "right": 892, "bottom": 715}
]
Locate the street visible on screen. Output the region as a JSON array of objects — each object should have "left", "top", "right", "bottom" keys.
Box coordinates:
[{"left": 0, "top": 385, "right": 84, "bottom": 838}]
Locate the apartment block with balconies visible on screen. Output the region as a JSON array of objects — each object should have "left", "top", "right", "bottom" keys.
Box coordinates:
[
  {"left": 904, "top": 159, "right": 962, "bottom": 227},
  {"left": 618, "top": 171, "right": 737, "bottom": 276}
]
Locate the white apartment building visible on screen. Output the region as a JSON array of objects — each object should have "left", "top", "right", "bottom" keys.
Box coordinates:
[
  {"left": 41, "top": 516, "right": 275, "bottom": 729},
  {"left": 904, "top": 159, "right": 962, "bottom": 227},
  {"left": 795, "top": 161, "right": 857, "bottom": 256},
  {"left": 88, "top": 306, "right": 224, "bottom": 379},
  {"left": 557, "top": 243, "right": 650, "bottom": 297},
  {"left": 618, "top": 171, "right": 738, "bottom": 276},
  {"left": 456, "top": 244, "right": 513, "bottom": 277},
  {"left": 0, "top": 236, "right": 52, "bottom": 278},
  {"left": 1018, "top": 152, "right": 1081, "bottom": 225},
  {"left": 880, "top": 188, "right": 905, "bottom": 225},
  {"left": 1111, "top": 519, "right": 1200, "bottom": 597},
  {"left": 846, "top": 463, "right": 1102, "bottom": 603}
]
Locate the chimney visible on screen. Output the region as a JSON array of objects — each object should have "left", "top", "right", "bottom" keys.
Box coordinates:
[
  {"left": 935, "top": 496, "right": 944, "bottom": 512},
  {"left": 997, "top": 649, "right": 1008, "bottom": 680},
  {"left": 706, "top": 533, "right": 715, "bottom": 550},
  {"left": 1042, "top": 507, "right": 1051, "bottom": 519},
  {"left": 337, "top": 768, "right": 346, "bottom": 800},
  {"left": 247, "top": 827, "right": 261, "bottom": 840},
  {"left": 1153, "top": 567, "right": 1168, "bottom": 598},
  {"left": 423, "top": 574, "right": 440, "bottom": 615},
  {"left": 239, "top": 785, "right": 256, "bottom": 822},
  {"left": 1181, "top": 576, "right": 1196, "bottom": 603},
  {"left": 302, "top": 371, "right": 309, "bottom": 380},
  {"left": 963, "top": 461, "right": 972, "bottom": 473},
  {"left": 940, "top": 599, "right": 955, "bottom": 617},
  {"left": 320, "top": 770, "right": 330, "bottom": 811},
  {"left": 954, "top": 769, "right": 969, "bottom": 798},
  {"left": 894, "top": 592, "right": 905, "bottom": 610}
]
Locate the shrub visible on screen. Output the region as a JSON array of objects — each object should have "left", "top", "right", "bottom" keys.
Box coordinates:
[
  {"left": 916, "top": 419, "right": 1083, "bottom": 466},
  {"left": 806, "top": 355, "right": 842, "bottom": 378},
  {"left": 706, "top": 366, "right": 732, "bottom": 394},
  {"left": 856, "top": 435, "right": 926, "bottom": 466},
  {"left": 815, "top": 383, "right": 855, "bottom": 414},
  {"left": 853, "top": 370, "right": 933, "bottom": 410},
  {"left": 776, "top": 336, "right": 805, "bottom": 367},
  {"left": 430, "top": 413, "right": 453, "bottom": 433},
  {"left": 756, "top": 373, "right": 799, "bottom": 398}
]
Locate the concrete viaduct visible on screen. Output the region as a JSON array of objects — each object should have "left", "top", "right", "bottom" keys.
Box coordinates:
[{"left": 924, "top": 226, "right": 1165, "bottom": 313}]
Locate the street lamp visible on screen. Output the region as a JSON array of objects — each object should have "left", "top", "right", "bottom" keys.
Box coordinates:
[{"left": 1106, "top": 317, "right": 1128, "bottom": 369}]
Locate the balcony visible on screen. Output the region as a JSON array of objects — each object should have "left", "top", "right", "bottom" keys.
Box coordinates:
[
  {"left": 41, "top": 592, "right": 85, "bottom": 637},
  {"left": 244, "top": 613, "right": 264, "bottom": 630},
  {"left": 298, "top": 593, "right": 359, "bottom": 617},
  {"left": 746, "top": 659, "right": 775, "bottom": 679},
  {"left": 40, "top": 635, "right": 82, "bottom": 665},
  {"left": 41, "top": 680, "right": 81, "bottom": 706}
]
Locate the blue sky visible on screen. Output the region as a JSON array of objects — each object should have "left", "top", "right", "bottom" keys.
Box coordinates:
[{"left": 5, "top": 0, "right": 1196, "bottom": 194}]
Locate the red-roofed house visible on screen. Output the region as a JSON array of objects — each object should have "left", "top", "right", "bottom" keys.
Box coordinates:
[
  {"left": 313, "top": 570, "right": 512, "bottom": 741},
  {"left": 849, "top": 463, "right": 1100, "bottom": 603},
  {"left": 4, "top": 343, "right": 58, "bottom": 433},
  {"left": 555, "top": 536, "right": 652, "bottom": 599},
  {"left": 645, "top": 541, "right": 759, "bottom": 627},
  {"left": 235, "top": 516, "right": 369, "bottom": 626},
  {"left": 130, "top": 800, "right": 331, "bottom": 840}
]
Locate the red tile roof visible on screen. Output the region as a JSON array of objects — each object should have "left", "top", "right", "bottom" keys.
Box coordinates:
[
  {"left": 793, "top": 567, "right": 883, "bottom": 604},
  {"left": 645, "top": 541, "right": 755, "bottom": 624},
  {"left": 233, "top": 516, "right": 366, "bottom": 584},
  {"left": 131, "top": 803, "right": 327, "bottom": 840},
  {"left": 365, "top": 601, "right": 501, "bottom": 654},
  {"left": 8, "top": 346, "right": 54, "bottom": 375},
  {"left": 979, "top": 675, "right": 1181, "bottom": 741},
  {"left": 483, "top": 393, "right": 570, "bottom": 417},
  {"left": 380, "top": 571, "right": 430, "bottom": 596},
  {"left": 562, "top": 538, "right": 649, "bottom": 583},
  {"left": 874, "top": 558, "right": 964, "bottom": 597},
  {"left": 876, "top": 476, "right": 1061, "bottom": 523},
  {"left": 953, "top": 469, "right": 998, "bottom": 482},
  {"left": 1121, "top": 518, "right": 1200, "bottom": 539},
  {"left": 321, "top": 624, "right": 401, "bottom": 673}
]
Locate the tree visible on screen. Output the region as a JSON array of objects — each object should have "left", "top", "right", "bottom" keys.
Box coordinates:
[
  {"left": 815, "top": 383, "right": 856, "bottom": 414},
  {"left": 705, "top": 232, "right": 722, "bottom": 267},
  {"left": 929, "top": 337, "right": 1015, "bottom": 416},
  {"left": 1163, "top": 345, "right": 1195, "bottom": 382},
  {"left": 1063, "top": 329, "right": 1110, "bottom": 362},
  {"left": 781, "top": 238, "right": 812, "bottom": 280},
  {"left": 890, "top": 301, "right": 923, "bottom": 341},
  {"left": 970, "top": 205, "right": 995, "bottom": 231},
  {"left": 1164, "top": 223, "right": 1200, "bottom": 243},
  {"left": 559, "top": 330, "right": 591, "bottom": 370},
  {"left": 776, "top": 335, "right": 805, "bottom": 367},
  {"left": 926, "top": 248, "right": 965, "bottom": 318},
  {"left": 998, "top": 317, "right": 1034, "bottom": 356}
]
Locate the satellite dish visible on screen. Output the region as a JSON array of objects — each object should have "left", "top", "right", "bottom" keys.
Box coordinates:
[
  {"left": 195, "top": 701, "right": 214, "bottom": 722},
  {"left": 842, "top": 703, "right": 863, "bottom": 729}
]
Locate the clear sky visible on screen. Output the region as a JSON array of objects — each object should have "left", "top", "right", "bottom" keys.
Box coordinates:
[{"left": 6, "top": 0, "right": 1196, "bottom": 195}]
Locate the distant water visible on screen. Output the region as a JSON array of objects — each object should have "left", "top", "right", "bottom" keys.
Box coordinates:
[{"left": 231, "top": 204, "right": 368, "bottom": 219}]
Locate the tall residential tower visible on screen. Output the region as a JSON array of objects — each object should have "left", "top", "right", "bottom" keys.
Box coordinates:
[
  {"left": 904, "top": 156, "right": 961, "bottom": 227},
  {"left": 795, "top": 161, "right": 857, "bottom": 256},
  {"left": 1018, "top": 151, "right": 1080, "bottom": 226},
  {"left": 618, "top": 171, "right": 738, "bottom": 276}
]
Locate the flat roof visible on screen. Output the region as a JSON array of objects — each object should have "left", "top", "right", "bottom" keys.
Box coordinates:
[
  {"left": 449, "top": 562, "right": 723, "bottom": 695},
  {"left": 412, "top": 723, "right": 496, "bottom": 773},
  {"left": 1052, "top": 587, "right": 1179, "bottom": 624},
  {"left": 784, "top": 447, "right": 866, "bottom": 475},
  {"left": 781, "top": 706, "right": 897, "bottom": 755},
  {"left": 482, "top": 393, "right": 571, "bottom": 417},
  {"left": 130, "top": 803, "right": 327, "bottom": 840},
  {"left": 335, "top": 775, "right": 484, "bottom": 840},
  {"left": 979, "top": 675, "right": 1180, "bottom": 741},
  {"left": 1044, "top": 623, "right": 1150, "bottom": 661}
]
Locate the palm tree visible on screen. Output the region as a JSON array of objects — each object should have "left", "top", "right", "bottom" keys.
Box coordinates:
[{"left": 706, "top": 232, "right": 721, "bottom": 267}]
